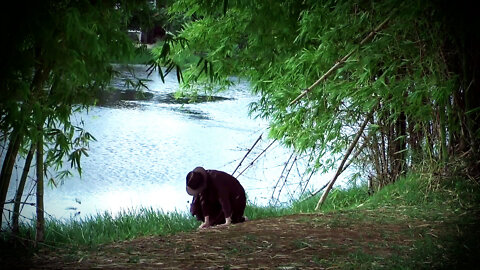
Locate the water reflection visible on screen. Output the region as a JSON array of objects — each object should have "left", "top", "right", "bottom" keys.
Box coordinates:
[{"left": 5, "top": 64, "right": 338, "bottom": 223}]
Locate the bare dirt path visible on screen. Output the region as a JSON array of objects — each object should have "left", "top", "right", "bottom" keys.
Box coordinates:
[{"left": 25, "top": 210, "right": 437, "bottom": 269}]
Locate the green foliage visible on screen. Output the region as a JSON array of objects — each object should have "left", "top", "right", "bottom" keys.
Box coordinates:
[
  {"left": 364, "top": 174, "right": 480, "bottom": 212},
  {"left": 156, "top": 0, "right": 480, "bottom": 184},
  {"left": 0, "top": 0, "right": 168, "bottom": 238},
  {"left": 113, "top": 46, "right": 154, "bottom": 65}
]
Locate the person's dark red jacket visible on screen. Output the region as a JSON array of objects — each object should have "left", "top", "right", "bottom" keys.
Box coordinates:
[{"left": 188, "top": 168, "right": 246, "bottom": 225}]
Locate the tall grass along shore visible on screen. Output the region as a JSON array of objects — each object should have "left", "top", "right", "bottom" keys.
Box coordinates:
[{"left": 5, "top": 174, "right": 478, "bottom": 247}]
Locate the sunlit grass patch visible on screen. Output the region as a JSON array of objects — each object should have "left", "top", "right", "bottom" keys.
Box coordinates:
[
  {"left": 243, "top": 204, "right": 292, "bottom": 220},
  {"left": 290, "top": 185, "right": 369, "bottom": 214},
  {"left": 14, "top": 207, "right": 199, "bottom": 248}
]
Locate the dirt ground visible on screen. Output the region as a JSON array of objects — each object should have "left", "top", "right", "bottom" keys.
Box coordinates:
[{"left": 12, "top": 210, "right": 437, "bottom": 270}]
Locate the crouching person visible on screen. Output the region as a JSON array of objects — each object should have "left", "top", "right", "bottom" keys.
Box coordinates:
[{"left": 187, "top": 167, "right": 247, "bottom": 229}]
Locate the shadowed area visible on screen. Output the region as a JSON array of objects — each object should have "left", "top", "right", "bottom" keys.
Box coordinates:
[{"left": 95, "top": 89, "right": 155, "bottom": 107}]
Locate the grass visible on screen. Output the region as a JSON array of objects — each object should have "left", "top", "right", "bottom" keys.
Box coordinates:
[
  {"left": 10, "top": 208, "right": 199, "bottom": 248},
  {"left": 309, "top": 174, "right": 480, "bottom": 269},
  {"left": 243, "top": 173, "right": 479, "bottom": 269},
  {"left": 244, "top": 184, "right": 371, "bottom": 219},
  {"left": 3, "top": 173, "right": 479, "bottom": 269},
  {"left": 292, "top": 186, "right": 370, "bottom": 213},
  {"left": 9, "top": 204, "right": 294, "bottom": 248}
]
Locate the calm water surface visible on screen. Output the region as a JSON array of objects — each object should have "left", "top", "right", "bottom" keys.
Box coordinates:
[{"left": 5, "top": 65, "right": 341, "bottom": 222}]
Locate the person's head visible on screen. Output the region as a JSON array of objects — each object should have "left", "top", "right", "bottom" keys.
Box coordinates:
[{"left": 186, "top": 167, "right": 207, "bottom": 196}]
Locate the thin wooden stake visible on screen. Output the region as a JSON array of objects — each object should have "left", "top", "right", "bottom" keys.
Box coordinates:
[
  {"left": 275, "top": 154, "right": 297, "bottom": 204},
  {"left": 232, "top": 133, "right": 262, "bottom": 176},
  {"left": 315, "top": 102, "right": 378, "bottom": 210},
  {"left": 303, "top": 142, "right": 367, "bottom": 201},
  {"left": 236, "top": 139, "right": 277, "bottom": 177},
  {"left": 271, "top": 152, "right": 295, "bottom": 203},
  {"left": 305, "top": 181, "right": 329, "bottom": 200}
]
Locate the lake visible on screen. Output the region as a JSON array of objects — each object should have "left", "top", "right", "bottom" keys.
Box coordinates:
[{"left": 4, "top": 64, "right": 340, "bottom": 223}]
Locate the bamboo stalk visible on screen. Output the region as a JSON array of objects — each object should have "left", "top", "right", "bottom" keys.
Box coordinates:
[
  {"left": 302, "top": 141, "right": 365, "bottom": 200},
  {"left": 308, "top": 141, "right": 367, "bottom": 199},
  {"left": 36, "top": 126, "right": 45, "bottom": 244},
  {"left": 315, "top": 102, "right": 379, "bottom": 210},
  {"left": 289, "top": 14, "right": 393, "bottom": 106},
  {"left": 0, "top": 133, "right": 22, "bottom": 226},
  {"left": 340, "top": 141, "right": 367, "bottom": 174},
  {"left": 303, "top": 181, "right": 329, "bottom": 200},
  {"left": 299, "top": 168, "right": 316, "bottom": 197},
  {"left": 13, "top": 143, "right": 36, "bottom": 234},
  {"left": 297, "top": 151, "right": 317, "bottom": 197}
]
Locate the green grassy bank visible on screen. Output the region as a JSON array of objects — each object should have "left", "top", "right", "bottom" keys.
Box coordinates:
[
  {"left": 2, "top": 173, "right": 479, "bottom": 268},
  {"left": 7, "top": 174, "right": 479, "bottom": 245}
]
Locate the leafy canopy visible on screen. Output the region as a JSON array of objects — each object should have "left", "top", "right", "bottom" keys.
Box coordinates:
[{"left": 158, "top": 0, "right": 458, "bottom": 173}]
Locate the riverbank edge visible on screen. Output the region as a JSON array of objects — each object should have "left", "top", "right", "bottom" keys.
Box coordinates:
[{"left": 1, "top": 173, "right": 479, "bottom": 268}]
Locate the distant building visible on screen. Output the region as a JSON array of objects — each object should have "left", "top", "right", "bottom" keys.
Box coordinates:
[{"left": 127, "top": 30, "right": 142, "bottom": 43}]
